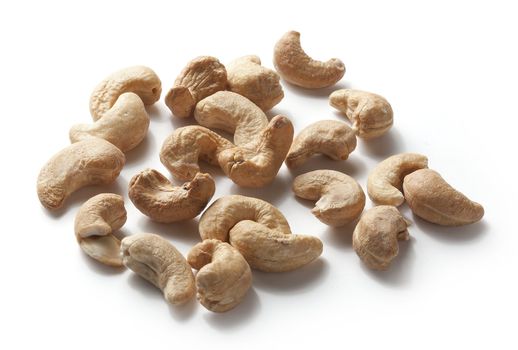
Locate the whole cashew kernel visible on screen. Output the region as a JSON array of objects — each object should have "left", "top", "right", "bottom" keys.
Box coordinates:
[
  {"left": 273, "top": 30, "right": 345, "bottom": 89},
  {"left": 187, "top": 239, "right": 252, "bottom": 313},
  {"left": 121, "top": 233, "right": 195, "bottom": 305},
  {"left": 403, "top": 169, "right": 484, "bottom": 226},
  {"left": 128, "top": 169, "right": 215, "bottom": 223}
]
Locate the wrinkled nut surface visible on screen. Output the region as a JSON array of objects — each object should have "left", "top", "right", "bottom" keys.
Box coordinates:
[
  {"left": 403, "top": 169, "right": 484, "bottom": 226},
  {"left": 165, "top": 56, "right": 227, "bottom": 118},
  {"left": 90, "top": 66, "right": 161, "bottom": 121},
  {"left": 293, "top": 170, "right": 365, "bottom": 227},
  {"left": 121, "top": 233, "right": 195, "bottom": 305},
  {"left": 37, "top": 138, "right": 125, "bottom": 210},
  {"left": 74, "top": 193, "right": 126, "bottom": 267},
  {"left": 227, "top": 55, "right": 284, "bottom": 111},
  {"left": 70, "top": 92, "right": 149, "bottom": 152},
  {"left": 128, "top": 169, "right": 215, "bottom": 223},
  {"left": 273, "top": 30, "right": 345, "bottom": 89},
  {"left": 368, "top": 153, "right": 428, "bottom": 206},
  {"left": 188, "top": 239, "right": 252, "bottom": 313},
  {"left": 352, "top": 206, "right": 410, "bottom": 271},
  {"left": 329, "top": 89, "right": 393, "bottom": 139},
  {"left": 286, "top": 120, "right": 357, "bottom": 169}
]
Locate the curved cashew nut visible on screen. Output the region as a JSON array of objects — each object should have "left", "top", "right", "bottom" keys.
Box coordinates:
[
  {"left": 286, "top": 120, "right": 357, "bottom": 169},
  {"left": 128, "top": 169, "right": 215, "bottom": 223},
  {"left": 352, "top": 206, "right": 410, "bottom": 271},
  {"left": 74, "top": 193, "right": 126, "bottom": 267},
  {"left": 37, "top": 138, "right": 125, "bottom": 210},
  {"left": 226, "top": 55, "right": 284, "bottom": 111},
  {"left": 293, "top": 170, "right": 365, "bottom": 227},
  {"left": 165, "top": 56, "right": 227, "bottom": 118},
  {"left": 70, "top": 92, "right": 149, "bottom": 152},
  {"left": 121, "top": 233, "right": 195, "bottom": 305},
  {"left": 187, "top": 239, "right": 252, "bottom": 313},
  {"left": 403, "top": 169, "right": 484, "bottom": 226},
  {"left": 90, "top": 66, "right": 161, "bottom": 121},
  {"left": 367, "top": 153, "right": 428, "bottom": 206},
  {"left": 273, "top": 30, "right": 345, "bottom": 89}
]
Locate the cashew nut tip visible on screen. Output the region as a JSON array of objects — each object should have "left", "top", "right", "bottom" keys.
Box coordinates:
[
  {"left": 187, "top": 239, "right": 252, "bottom": 313},
  {"left": 37, "top": 138, "right": 125, "bottom": 210},
  {"left": 128, "top": 169, "right": 215, "bottom": 223},
  {"left": 121, "top": 233, "right": 195, "bottom": 305},
  {"left": 403, "top": 169, "right": 484, "bottom": 226},
  {"left": 273, "top": 30, "right": 345, "bottom": 89}
]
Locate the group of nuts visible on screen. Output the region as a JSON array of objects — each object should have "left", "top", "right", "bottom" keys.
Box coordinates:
[{"left": 37, "top": 30, "right": 484, "bottom": 313}]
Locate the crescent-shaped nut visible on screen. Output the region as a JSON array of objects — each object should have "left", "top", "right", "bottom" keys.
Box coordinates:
[
  {"left": 273, "top": 30, "right": 345, "bottom": 89},
  {"left": 187, "top": 239, "right": 252, "bottom": 313},
  {"left": 293, "top": 170, "right": 365, "bottom": 227},
  {"left": 403, "top": 169, "right": 484, "bottom": 226},
  {"left": 128, "top": 169, "right": 215, "bottom": 223},
  {"left": 285, "top": 120, "right": 357, "bottom": 169},
  {"left": 367, "top": 153, "right": 429, "bottom": 206},
  {"left": 74, "top": 193, "right": 126, "bottom": 267},
  {"left": 37, "top": 138, "right": 125, "bottom": 210}
]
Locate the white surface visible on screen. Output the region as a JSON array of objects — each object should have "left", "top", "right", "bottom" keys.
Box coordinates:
[{"left": 1, "top": 1, "right": 517, "bottom": 349}]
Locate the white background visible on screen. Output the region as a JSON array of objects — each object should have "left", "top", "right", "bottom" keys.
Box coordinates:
[{"left": 1, "top": 1, "right": 517, "bottom": 349}]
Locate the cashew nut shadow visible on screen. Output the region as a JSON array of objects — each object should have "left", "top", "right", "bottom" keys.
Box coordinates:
[
  {"left": 124, "top": 132, "right": 156, "bottom": 164},
  {"left": 358, "top": 129, "right": 406, "bottom": 159},
  {"left": 412, "top": 214, "right": 489, "bottom": 244},
  {"left": 135, "top": 216, "right": 201, "bottom": 246},
  {"left": 283, "top": 81, "right": 351, "bottom": 99},
  {"left": 203, "top": 288, "right": 261, "bottom": 330},
  {"left": 168, "top": 298, "right": 198, "bottom": 322},
  {"left": 229, "top": 172, "right": 291, "bottom": 206},
  {"left": 321, "top": 220, "right": 359, "bottom": 249},
  {"left": 288, "top": 154, "right": 366, "bottom": 178}
]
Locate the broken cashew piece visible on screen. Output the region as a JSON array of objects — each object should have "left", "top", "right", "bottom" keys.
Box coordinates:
[{"left": 273, "top": 30, "right": 345, "bottom": 89}]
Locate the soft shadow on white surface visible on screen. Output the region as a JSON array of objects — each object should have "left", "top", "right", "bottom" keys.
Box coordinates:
[
  {"left": 413, "top": 216, "right": 489, "bottom": 244},
  {"left": 169, "top": 114, "right": 199, "bottom": 129},
  {"left": 80, "top": 252, "right": 126, "bottom": 276},
  {"left": 145, "top": 104, "right": 163, "bottom": 120},
  {"left": 288, "top": 154, "right": 366, "bottom": 178},
  {"left": 230, "top": 172, "right": 292, "bottom": 206},
  {"left": 203, "top": 288, "right": 261, "bottom": 329},
  {"left": 136, "top": 217, "right": 201, "bottom": 246},
  {"left": 321, "top": 220, "right": 358, "bottom": 249},
  {"left": 168, "top": 298, "right": 198, "bottom": 321},
  {"left": 124, "top": 133, "right": 157, "bottom": 164},
  {"left": 283, "top": 81, "right": 352, "bottom": 99},
  {"left": 360, "top": 128, "right": 406, "bottom": 159}
]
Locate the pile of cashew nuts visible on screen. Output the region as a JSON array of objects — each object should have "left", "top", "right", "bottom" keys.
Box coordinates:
[{"left": 37, "top": 30, "right": 484, "bottom": 313}]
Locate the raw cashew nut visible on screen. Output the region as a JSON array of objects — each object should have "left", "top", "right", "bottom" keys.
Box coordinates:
[
  {"left": 367, "top": 153, "right": 429, "bottom": 206},
  {"left": 187, "top": 239, "right": 252, "bottom": 313},
  {"left": 70, "top": 92, "right": 149, "bottom": 152},
  {"left": 37, "top": 138, "right": 125, "bottom": 210},
  {"left": 165, "top": 56, "right": 227, "bottom": 118},
  {"left": 403, "top": 169, "right": 484, "bottom": 226},
  {"left": 128, "top": 169, "right": 215, "bottom": 223},
  {"left": 90, "top": 66, "right": 161, "bottom": 121},
  {"left": 352, "top": 206, "right": 410, "bottom": 271},
  {"left": 74, "top": 193, "right": 126, "bottom": 267},
  {"left": 292, "top": 170, "right": 365, "bottom": 227},
  {"left": 227, "top": 55, "right": 284, "bottom": 111},
  {"left": 329, "top": 89, "right": 393, "bottom": 139},
  {"left": 273, "top": 30, "right": 345, "bottom": 89},
  {"left": 286, "top": 120, "right": 357, "bottom": 169},
  {"left": 121, "top": 233, "right": 195, "bottom": 305}
]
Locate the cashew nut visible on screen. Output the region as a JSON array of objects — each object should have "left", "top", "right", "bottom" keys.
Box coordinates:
[
  {"left": 37, "top": 138, "right": 125, "bottom": 210},
  {"left": 352, "top": 206, "right": 410, "bottom": 271},
  {"left": 187, "top": 239, "right": 252, "bottom": 313},
  {"left": 74, "top": 193, "right": 126, "bottom": 267},
  {"left": 403, "top": 169, "right": 484, "bottom": 226},
  {"left": 285, "top": 120, "right": 357, "bottom": 169},
  {"left": 367, "top": 153, "right": 429, "bottom": 206},
  {"left": 165, "top": 56, "right": 227, "bottom": 118},
  {"left": 292, "top": 170, "right": 365, "bottom": 227},
  {"left": 329, "top": 89, "right": 393, "bottom": 139},
  {"left": 226, "top": 55, "right": 284, "bottom": 111},
  {"left": 273, "top": 30, "right": 345, "bottom": 89},
  {"left": 121, "top": 233, "right": 195, "bottom": 305},
  {"left": 128, "top": 169, "right": 215, "bottom": 223}
]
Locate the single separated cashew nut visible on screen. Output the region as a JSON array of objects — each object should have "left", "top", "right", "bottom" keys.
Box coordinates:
[
  {"left": 226, "top": 55, "right": 284, "bottom": 111},
  {"left": 403, "top": 169, "right": 484, "bottom": 226},
  {"left": 329, "top": 89, "right": 393, "bottom": 139},
  {"left": 165, "top": 56, "right": 227, "bottom": 118},
  {"left": 292, "top": 170, "right": 365, "bottom": 227},
  {"left": 285, "top": 120, "right": 357, "bottom": 169},
  {"left": 74, "top": 193, "right": 126, "bottom": 267},
  {"left": 187, "top": 239, "right": 252, "bottom": 313},
  {"left": 128, "top": 169, "right": 215, "bottom": 223},
  {"left": 37, "top": 138, "right": 125, "bottom": 210},
  {"left": 273, "top": 30, "right": 345, "bottom": 89},
  {"left": 121, "top": 233, "right": 195, "bottom": 305},
  {"left": 352, "top": 206, "right": 410, "bottom": 271},
  {"left": 367, "top": 153, "right": 429, "bottom": 206}
]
